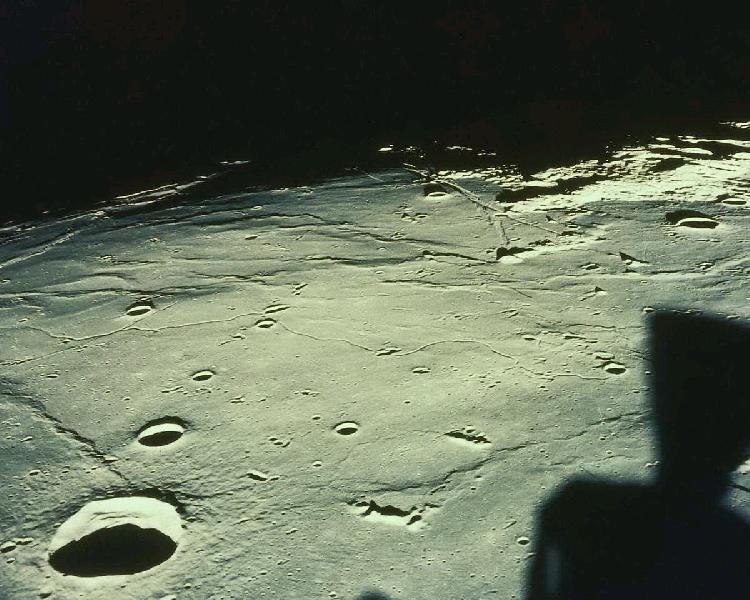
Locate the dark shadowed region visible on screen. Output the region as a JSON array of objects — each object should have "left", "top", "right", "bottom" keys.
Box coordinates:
[
  {"left": 527, "top": 310, "right": 750, "bottom": 599},
  {"left": 49, "top": 523, "right": 178, "bottom": 577},
  {"left": 356, "top": 591, "right": 394, "bottom": 600}
]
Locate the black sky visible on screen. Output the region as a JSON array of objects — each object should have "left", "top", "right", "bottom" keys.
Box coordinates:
[{"left": 3, "top": 1, "right": 750, "bottom": 222}]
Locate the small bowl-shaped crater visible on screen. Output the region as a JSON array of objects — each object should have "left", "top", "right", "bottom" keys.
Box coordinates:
[
  {"left": 255, "top": 318, "right": 276, "bottom": 329},
  {"left": 423, "top": 182, "right": 449, "bottom": 198},
  {"left": 191, "top": 369, "right": 214, "bottom": 382},
  {"left": 603, "top": 362, "right": 627, "bottom": 375},
  {"left": 48, "top": 497, "right": 182, "bottom": 577},
  {"left": 125, "top": 299, "right": 154, "bottom": 317},
  {"left": 137, "top": 419, "right": 186, "bottom": 447},
  {"left": 516, "top": 536, "right": 530, "bottom": 546},
  {"left": 334, "top": 421, "right": 359, "bottom": 436}
]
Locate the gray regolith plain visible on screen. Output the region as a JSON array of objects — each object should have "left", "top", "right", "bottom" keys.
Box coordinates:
[{"left": 2, "top": 123, "right": 750, "bottom": 599}]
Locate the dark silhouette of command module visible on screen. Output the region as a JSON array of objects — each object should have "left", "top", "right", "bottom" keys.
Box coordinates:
[{"left": 527, "top": 309, "right": 750, "bottom": 599}]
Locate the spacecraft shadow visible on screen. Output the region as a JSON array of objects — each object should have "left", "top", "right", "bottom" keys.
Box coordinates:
[{"left": 526, "top": 309, "right": 750, "bottom": 599}]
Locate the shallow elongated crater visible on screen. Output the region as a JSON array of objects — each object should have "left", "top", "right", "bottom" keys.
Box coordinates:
[
  {"left": 665, "top": 209, "right": 719, "bottom": 229},
  {"left": 255, "top": 318, "right": 276, "bottom": 329},
  {"left": 423, "top": 182, "right": 449, "bottom": 198},
  {"left": 676, "top": 217, "right": 719, "bottom": 229},
  {"left": 445, "top": 427, "right": 491, "bottom": 447},
  {"left": 48, "top": 497, "right": 182, "bottom": 577},
  {"left": 191, "top": 369, "right": 215, "bottom": 382},
  {"left": 349, "top": 499, "right": 439, "bottom": 531},
  {"left": 264, "top": 304, "right": 289, "bottom": 314},
  {"left": 136, "top": 418, "right": 186, "bottom": 447},
  {"left": 125, "top": 299, "right": 154, "bottom": 317}
]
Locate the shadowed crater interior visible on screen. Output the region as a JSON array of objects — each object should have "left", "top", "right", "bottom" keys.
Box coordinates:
[
  {"left": 423, "top": 182, "right": 449, "bottom": 197},
  {"left": 665, "top": 209, "right": 719, "bottom": 228},
  {"left": 334, "top": 421, "right": 359, "bottom": 436},
  {"left": 48, "top": 523, "right": 177, "bottom": 576},
  {"left": 47, "top": 496, "right": 183, "bottom": 578},
  {"left": 136, "top": 418, "right": 186, "bottom": 447}
]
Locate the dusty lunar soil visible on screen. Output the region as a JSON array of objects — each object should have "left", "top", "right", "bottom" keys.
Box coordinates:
[{"left": 2, "top": 123, "right": 750, "bottom": 599}]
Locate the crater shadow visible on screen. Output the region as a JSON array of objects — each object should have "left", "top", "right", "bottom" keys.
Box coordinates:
[
  {"left": 49, "top": 523, "right": 177, "bottom": 577},
  {"left": 526, "top": 309, "right": 750, "bottom": 599},
  {"left": 355, "top": 591, "right": 394, "bottom": 600}
]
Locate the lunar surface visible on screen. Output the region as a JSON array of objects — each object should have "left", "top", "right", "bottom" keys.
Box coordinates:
[{"left": 2, "top": 123, "right": 750, "bottom": 598}]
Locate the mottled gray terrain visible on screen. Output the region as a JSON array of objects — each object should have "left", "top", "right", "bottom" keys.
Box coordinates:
[{"left": 2, "top": 124, "right": 750, "bottom": 599}]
